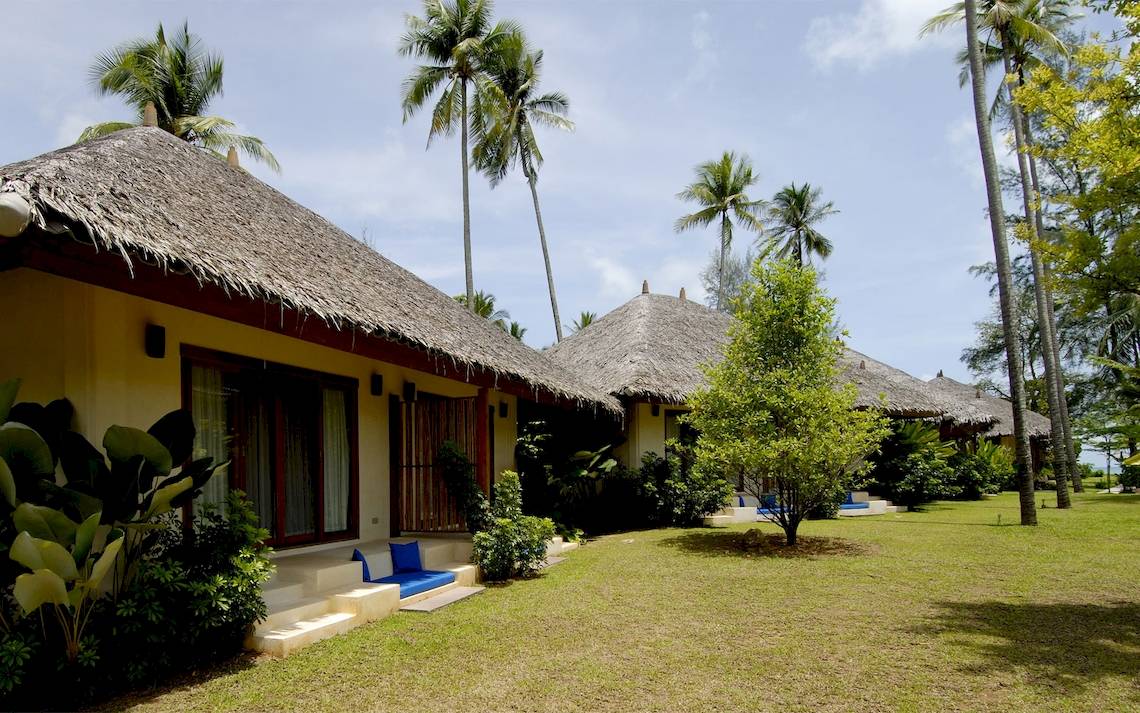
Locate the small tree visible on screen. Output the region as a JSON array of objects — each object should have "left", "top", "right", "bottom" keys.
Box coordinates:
[{"left": 687, "top": 260, "right": 889, "bottom": 545}]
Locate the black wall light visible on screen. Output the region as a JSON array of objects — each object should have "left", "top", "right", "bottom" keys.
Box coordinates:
[
  {"left": 499, "top": 400, "right": 508, "bottom": 418},
  {"left": 651, "top": 404, "right": 660, "bottom": 417},
  {"left": 144, "top": 324, "right": 166, "bottom": 359},
  {"left": 370, "top": 374, "right": 383, "bottom": 396},
  {"left": 403, "top": 381, "right": 417, "bottom": 402}
]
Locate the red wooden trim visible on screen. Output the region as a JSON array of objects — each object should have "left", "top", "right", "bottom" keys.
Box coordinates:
[
  {"left": 476, "top": 387, "right": 490, "bottom": 495},
  {"left": 14, "top": 236, "right": 602, "bottom": 413}
]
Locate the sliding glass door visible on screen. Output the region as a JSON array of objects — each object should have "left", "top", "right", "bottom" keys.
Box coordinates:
[{"left": 183, "top": 347, "right": 358, "bottom": 546}]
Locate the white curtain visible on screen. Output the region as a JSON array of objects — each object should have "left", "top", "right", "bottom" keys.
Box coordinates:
[
  {"left": 190, "top": 365, "right": 230, "bottom": 508},
  {"left": 323, "top": 388, "right": 350, "bottom": 533}
]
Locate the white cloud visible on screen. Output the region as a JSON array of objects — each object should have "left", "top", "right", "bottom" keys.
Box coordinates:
[
  {"left": 945, "top": 115, "right": 1021, "bottom": 189},
  {"left": 804, "top": 0, "right": 953, "bottom": 72},
  {"left": 588, "top": 254, "right": 638, "bottom": 301}
]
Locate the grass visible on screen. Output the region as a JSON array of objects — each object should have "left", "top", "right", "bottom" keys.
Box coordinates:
[{"left": 112, "top": 492, "right": 1139, "bottom": 712}]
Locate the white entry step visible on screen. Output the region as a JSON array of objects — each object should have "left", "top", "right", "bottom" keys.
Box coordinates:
[{"left": 400, "top": 585, "right": 485, "bottom": 612}]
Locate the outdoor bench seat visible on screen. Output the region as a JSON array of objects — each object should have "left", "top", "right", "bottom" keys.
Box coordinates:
[
  {"left": 376, "top": 569, "right": 457, "bottom": 599},
  {"left": 756, "top": 507, "right": 784, "bottom": 516},
  {"left": 839, "top": 502, "right": 870, "bottom": 510}
]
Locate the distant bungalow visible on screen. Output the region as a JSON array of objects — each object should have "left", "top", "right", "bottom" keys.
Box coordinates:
[{"left": 547, "top": 282, "right": 999, "bottom": 467}]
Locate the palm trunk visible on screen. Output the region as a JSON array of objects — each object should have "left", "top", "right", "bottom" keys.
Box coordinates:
[
  {"left": 1004, "top": 49, "right": 1070, "bottom": 509},
  {"left": 525, "top": 158, "right": 564, "bottom": 342},
  {"left": 460, "top": 80, "right": 475, "bottom": 311},
  {"left": 717, "top": 212, "right": 729, "bottom": 310},
  {"left": 1017, "top": 66, "right": 1082, "bottom": 493},
  {"left": 965, "top": 1, "right": 1036, "bottom": 525}
]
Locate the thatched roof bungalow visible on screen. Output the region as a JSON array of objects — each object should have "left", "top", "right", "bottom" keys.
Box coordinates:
[
  {"left": 546, "top": 287, "right": 987, "bottom": 464},
  {"left": 0, "top": 127, "right": 617, "bottom": 552},
  {"left": 927, "top": 374, "right": 1052, "bottom": 439}
]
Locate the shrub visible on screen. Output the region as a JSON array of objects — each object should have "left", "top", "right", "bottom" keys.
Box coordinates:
[
  {"left": 638, "top": 445, "right": 732, "bottom": 526},
  {"left": 948, "top": 440, "right": 1008, "bottom": 500},
  {"left": 865, "top": 422, "right": 957, "bottom": 510},
  {"left": 108, "top": 490, "right": 272, "bottom": 685},
  {"left": 472, "top": 472, "right": 555, "bottom": 581}
]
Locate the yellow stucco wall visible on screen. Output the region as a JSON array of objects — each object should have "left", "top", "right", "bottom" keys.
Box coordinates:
[
  {"left": 615, "top": 401, "right": 690, "bottom": 467},
  {"left": 0, "top": 268, "right": 518, "bottom": 542}
]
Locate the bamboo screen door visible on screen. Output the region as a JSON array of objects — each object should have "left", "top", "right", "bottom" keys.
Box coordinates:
[{"left": 392, "top": 393, "right": 478, "bottom": 533}]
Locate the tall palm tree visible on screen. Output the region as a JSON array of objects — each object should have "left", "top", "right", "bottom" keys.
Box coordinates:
[
  {"left": 507, "top": 321, "right": 527, "bottom": 341},
  {"left": 943, "top": 0, "right": 1038, "bottom": 524},
  {"left": 760, "top": 182, "right": 839, "bottom": 268},
  {"left": 675, "top": 152, "right": 764, "bottom": 310},
  {"left": 475, "top": 33, "right": 574, "bottom": 342},
  {"left": 80, "top": 22, "right": 278, "bottom": 170},
  {"left": 570, "top": 311, "right": 596, "bottom": 334},
  {"left": 454, "top": 289, "right": 510, "bottom": 329},
  {"left": 925, "top": 0, "right": 1075, "bottom": 508},
  {"left": 400, "top": 0, "right": 517, "bottom": 312}
]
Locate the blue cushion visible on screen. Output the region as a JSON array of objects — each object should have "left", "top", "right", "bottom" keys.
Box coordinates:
[
  {"left": 757, "top": 507, "right": 784, "bottom": 515},
  {"left": 844, "top": 492, "right": 856, "bottom": 505},
  {"left": 351, "top": 548, "right": 372, "bottom": 581},
  {"left": 761, "top": 495, "right": 777, "bottom": 509},
  {"left": 840, "top": 502, "right": 870, "bottom": 510},
  {"left": 737, "top": 495, "right": 745, "bottom": 507},
  {"left": 377, "top": 569, "right": 456, "bottom": 598},
  {"left": 390, "top": 541, "right": 423, "bottom": 573}
]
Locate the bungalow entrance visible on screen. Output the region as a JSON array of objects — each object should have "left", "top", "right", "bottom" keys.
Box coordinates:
[{"left": 390, "top": 391, "right": 490, "bottom": 534}]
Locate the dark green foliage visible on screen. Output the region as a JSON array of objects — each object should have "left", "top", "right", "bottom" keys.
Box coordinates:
[
  {"left": 865, "top": 422, "right": 958, "bottom": 510},
  {"left": 516, "top": 418, "right": 729, "bottom": 533},
  {"left": 437, "top": 441, "right": 491, "bottom": 533},
  {"left": 637, "top": 445, "right": 732, "bottom": 526},
  {"left": 108, "top": 491, "right": 272, "bottom": 686},
  {"left": 948, "top": 440, "right": 1011, "bottom": 500},
  {"left": 472, "top": 472, "right": 555, "bottom": 581}
]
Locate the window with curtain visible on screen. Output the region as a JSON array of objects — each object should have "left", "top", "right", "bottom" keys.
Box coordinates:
[
  {"left": 323, "top": 388, "right": 351, "bottom": 533},
  {"left": 183, "top": 348, "right": 358, "bottom": 546}
]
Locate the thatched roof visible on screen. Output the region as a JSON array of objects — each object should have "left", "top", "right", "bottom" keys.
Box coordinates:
[
  {"left": 926, "top": 375, "right": 1052, "bottom": 438},
  {"left": 0, "top": 128, "right": 618, "bottom": 414},
  {"left": 547, "top": 291, "right": 980, "bottom": 420},
  {"left": 547, "top": 293, "right": 732, "bottom": 404},
  {"left": 839, "top": 350, "right": 993, "bottom": 423}
]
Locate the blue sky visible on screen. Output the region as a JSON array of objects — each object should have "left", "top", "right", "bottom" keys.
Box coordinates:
[{"left": 0, "top": 1, "right": 1120, "bottom": 385}]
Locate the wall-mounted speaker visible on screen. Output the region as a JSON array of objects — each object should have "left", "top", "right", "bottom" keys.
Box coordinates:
[
  {"left": 370, "top": 374, "right": 383, "bottom": 396},
  {"left": 403, "top": 381, "right": 417, "bottom": 402},
  {"left": 144, "top": 324, "right": 166, "bottom": 359}
]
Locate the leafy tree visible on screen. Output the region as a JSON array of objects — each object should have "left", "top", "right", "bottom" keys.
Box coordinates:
[
  {"left": 674, "top": 152, "right": 765, "bottom": 310},
  {"left": 570, "top": 311, "right": 596, "bottom": 334},
  {"left": 865, "top": 422, "right": 959, "bottom": 510},
  {"left": 507, "top": 321, "right": 527, "bottom": 341},
  {"left": 759, "top": 182, "right": 839, "bottom": 267},
  {"left": 924, "top": 0, "right": 1038, "bottom": 524},
  {"left": 400, "top": 0, "right": 518, "bottom": 312},
  {"left": 686, "top": 260, "right": 889, "bottom": 545},
  {"left": 475, "top": 32, "right": 574, "bottom": 342},
  {"left": 1014, "top": 6, "right": 1140, "bottom": 465},
  {"left": 79, "top": 22, "right": 278, "bottom": 170},
  {"left": 699, "top": 246, "right": 754, "bottom": 313}
]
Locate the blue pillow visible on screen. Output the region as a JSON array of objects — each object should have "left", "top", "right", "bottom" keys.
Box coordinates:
[
  {"left": 390, "top": 541, "right": 423, "bottom": 574},
  {"left": 352, "top": 548, "right": 371, "bottom": 581}
]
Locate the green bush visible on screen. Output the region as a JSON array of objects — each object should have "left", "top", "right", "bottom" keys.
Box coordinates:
[
  {"left": 948, "top": 441, "right": 1008, "bottom": 500},
  {"left": 472, "top": 472, "right": 555, "bottom": 581},
  {"left": 638, "top": 445, "right": 732, "bottom": 526},
  {"left": 109, "top": 491, "right": 272, "bottom": 685},
  {"left": 865, "top": 422, "right": 958, "bottom": 510}
]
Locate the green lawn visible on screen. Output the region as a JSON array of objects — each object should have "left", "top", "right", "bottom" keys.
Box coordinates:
[{"left": 115, "top": 493, "right": 1139, "bottom": 712}]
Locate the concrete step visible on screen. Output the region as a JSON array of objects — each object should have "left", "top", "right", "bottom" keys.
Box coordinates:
[
  {"left": 330, "top": 583, "right": 401, "bottom": 623},
  {"left": 401, "top": 585, "right": 484, "bottom": 612},
  {"left": 262, "top": 580, "right": 305, "bottom": 608},
  {"left": 260, "top": 594, "right": 335, "bottom": 632},
  {"left": 248, "top": 611, "right": 358, "bottom": 658},
  {"left": 703, "top": 514, "right": 734, "bottom": 527}
]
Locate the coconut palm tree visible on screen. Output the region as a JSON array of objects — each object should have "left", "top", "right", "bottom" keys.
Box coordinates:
[
  {"left": 570, "top": 311, "right": 596, "bottom": 334},
  {"left": 79, "top": 22, "right": 278, "bottom": 170},
  {"left": 475, "top": 32, "right": 574, "bottom": 342},
  {"left": 400, "top": 0, "right": 518, "bottom": 312},
  {"left": 507, "top": 321, "right": 527, "bottom": 341},
  {"left": 935, "top": 0, "right": 1037, "bottom": 524},
  {"left": 674, "top": 152, "right": 765, "bottom": 310},
  {"left": 760, "top": 183, "right": 839, "bottom": 268},
  {"left": 924, "top": 0, "right": 1076, "bottom": 507},
  {"left": 454, "top": 289, "right": 510, "bottom": 330}
]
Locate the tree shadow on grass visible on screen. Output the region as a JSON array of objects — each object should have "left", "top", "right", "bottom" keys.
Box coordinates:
[
  {"left": 913, "top": 601, "right": 1140, "bottom": 698},
  {"left": 658, "top": 529, "right": 874, "bottom": 559},
  {"left": 87, "top": 651, "right": 261, "bottom": 711}
]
